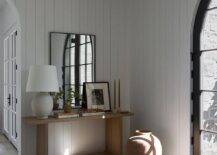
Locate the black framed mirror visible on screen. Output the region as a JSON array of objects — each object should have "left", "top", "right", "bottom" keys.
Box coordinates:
[{"left": 50, "top": 32, "right": 96, "bottom": 108}]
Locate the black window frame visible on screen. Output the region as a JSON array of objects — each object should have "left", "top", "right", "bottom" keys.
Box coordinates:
[{"left": 192, "top": 0, "right": 215, "bottom": 154}]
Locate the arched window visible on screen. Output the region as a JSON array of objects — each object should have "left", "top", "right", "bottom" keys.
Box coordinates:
[{"left": 193, "top": 0, "right": 217, "bottom": 154}]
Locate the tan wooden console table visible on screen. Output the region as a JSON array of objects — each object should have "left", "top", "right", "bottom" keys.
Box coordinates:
[{"left": 23, "top": 112, "right": 133, "bottom": 155}]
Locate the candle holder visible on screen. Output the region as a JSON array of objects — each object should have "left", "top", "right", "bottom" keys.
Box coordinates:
[{"left": 113, "top": 79, "right": 121, "bottom": 113}]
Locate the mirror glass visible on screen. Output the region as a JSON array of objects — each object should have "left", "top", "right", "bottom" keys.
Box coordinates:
[{"left": 50, "top": 32, "right": 96, "bottom": 107}]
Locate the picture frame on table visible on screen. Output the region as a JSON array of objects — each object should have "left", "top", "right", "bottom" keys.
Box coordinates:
[{"left": 82, "top": 82, "right": 111, "bottom": 111}]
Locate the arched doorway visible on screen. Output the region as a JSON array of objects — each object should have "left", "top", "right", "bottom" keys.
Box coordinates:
[
  {"left": 0, "top": 0, "right": 21, "bottom": 154},
  {"left": 192, "top": 0, "right": 217, "bottom": 154}
]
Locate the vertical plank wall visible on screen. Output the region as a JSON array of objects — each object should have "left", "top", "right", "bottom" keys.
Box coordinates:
[
  {"left": 130, "top": 0, "right": 198, "bottom": 155},
  {"left": 14, "top": 0, "right": 133, "bottom": 154},
  {"left": 12, "top": 0, "right": 200, "bottom": 154}
]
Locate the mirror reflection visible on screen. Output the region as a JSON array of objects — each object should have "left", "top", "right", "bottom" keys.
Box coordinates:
[{"left": 50, "top": 32, "right": 96, "bottom": 107}]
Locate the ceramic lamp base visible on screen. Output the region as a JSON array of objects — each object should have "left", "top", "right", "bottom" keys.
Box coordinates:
[{"left": 31, "top": 92, "right": 53, "bottom": 119}]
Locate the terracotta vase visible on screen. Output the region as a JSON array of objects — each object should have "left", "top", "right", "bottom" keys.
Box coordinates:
[
  {"left": 64, "top": 104, "right": 72, "bottom": 113},
  {"left": 126, "top": 130, "right": 162, "bottom": 155}
]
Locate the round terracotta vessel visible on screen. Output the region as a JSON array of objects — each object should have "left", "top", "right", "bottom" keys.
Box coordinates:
[{"left": 126, "top": 130, "right": 162, "bottom": 155}]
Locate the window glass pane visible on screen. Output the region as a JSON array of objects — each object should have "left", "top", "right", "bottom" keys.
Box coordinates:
[
  {"left": 70, "top": 67, "right": 75, "bottom": 84},
  {"left": 80, "top": 65, "right": 85, "bottom": 85},
  {"left": 64, "top": 67, "right": 70, "bottom": 84},
  {"left": 4, "top": 38, "right": 8, "bottom": 60},
  {"left": 14, "top": 114, "right": 17, "bottom": 139},
  {"left": 201, "top": 9, "right": 217, "bottom": 50},
  {"left": 71, "top": 43, "right": 75, "bottom": 48},
  {"left": 201, "top": 92, "right": 217, "bottom": 132},
  {"left": 64, "top": 49, "right": 70, "bottom": 66},
  {"left": 12, "top": 113, "right": 16, "bottom": 138},
  {"left": 201, "top": 51, "right": 217, "bottom": 90},
  {"left": 7, "top": 108, "right": 9, "bottom": 130},
  {"left": 66, "top": 37, "right": 71, "bottom": 48},
  {"left": 12, "top": 33, "right": 16, "bottom": 58},
  {"left": 9, "top": 61, "right": 12, "bottom": 84},
  {"left": 4, "top": 85, "right": 7, "bottom": 105},
  {"left": 13, "top": 86, "right": 16, "bottom": 111},
  {"left": 209, "top": 0, "right": 217, "bottom": 9},
  {"left": 64, "top": 67, "right": 74, "bottom": 84},
  {"left": 64, "top": 49, "right": 75, "bottom": 66},
  {"left": 70, "top": 47, "right": 75, "bottom": 65},
  {"left": 64, "top": 85, "right": 75, "bottom": 105},
  {"left": 4, "top": 62, "right": 8, "bottom": 84},
  {"left": 71, "top": 34, "right": 75, "bottom": 39},
  {"left": 79, "top": 86, "right": 83, "bottom": 106},
  {"left": 12, "top": 61, "right": 16, "bottom": 85},
  {"left": 80, "top": 86, "right": 83, "bottom": 95},
  {"left": 64, "top": 85, "right": 75, "bottom": 92},
  {"left": 87, "top": 43, "right": 92, "bottom": 63},
  {"left": 86, "top": 35, "right": 90, "bottom": 42},
  {"left": 201, "top": 131, "right": 217, "bottom": 154},
  {"left": 80, "top": 35, "right": 86, "bottom": 44},
  {"left": 11, "top": 113, "right": 14, "bottom": 136},
  {"left": 80, "top": 45, "right": 85, "bottom": 64},
  {"left": 86, "top": 65, "right": 92, "bottom": 82},
  {"left": 4, "top": 109, "right": 7, "bottom": 131},
  {"left": 66, "top": 35, "right": 75, "bottom": 48},
  {"left": 6, "top": 62, "right": 9, "bottom": 84},
  {"left": 9, "top": 35, "right": 12, "bottom": 59}
]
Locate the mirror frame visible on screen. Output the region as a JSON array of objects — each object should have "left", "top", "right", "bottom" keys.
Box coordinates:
[{"left": 49, "top": 32, "right": 96, "bottom": 108}]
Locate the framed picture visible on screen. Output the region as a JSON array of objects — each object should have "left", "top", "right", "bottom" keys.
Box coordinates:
[{"left": 83, "top": 82, "right": 111, "bottom": 111}]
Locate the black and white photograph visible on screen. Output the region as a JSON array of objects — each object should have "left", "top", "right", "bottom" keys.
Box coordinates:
[
  {"left": 84, "top": 82, "right": 111, "bottom": 111},
  {"left": 91, "top": 89, "right": 104, "bottom": 106}
]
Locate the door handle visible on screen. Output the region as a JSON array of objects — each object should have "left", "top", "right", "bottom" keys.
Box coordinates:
[{"left": 7, "top": 94, "right": 11, "bottom": 106}]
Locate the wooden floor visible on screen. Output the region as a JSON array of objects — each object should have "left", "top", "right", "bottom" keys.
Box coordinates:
[{"left": 0, "top": 134, "right": 17, "bottom": 155}]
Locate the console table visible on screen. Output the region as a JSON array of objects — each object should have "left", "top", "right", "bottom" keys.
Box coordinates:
[{"left": 23, "top": 112, "right": 133, "bottom": 155}]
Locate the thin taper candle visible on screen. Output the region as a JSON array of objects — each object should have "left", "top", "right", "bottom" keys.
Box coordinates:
[
  {"left": 118, "top": 79, "right": 121, "bottom": 109},
  {"left": 114, "top": 80, "right": 116, "bottom": 110}
]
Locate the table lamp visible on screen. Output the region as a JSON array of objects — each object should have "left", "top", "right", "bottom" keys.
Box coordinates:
[{"left": 26, "top": 65, "right": 59, "bottom": 118}]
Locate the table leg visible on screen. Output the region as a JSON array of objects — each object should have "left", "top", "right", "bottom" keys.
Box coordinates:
[
  {"left": 106, "top": 117, "right": 123, "bottom": 155},
  {"left": 37, "top": 124, "right": 48, "bottom": 155}
]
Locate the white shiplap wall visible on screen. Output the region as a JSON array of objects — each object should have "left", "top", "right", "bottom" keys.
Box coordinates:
[
  {"left": 7, "top": 0, "right": 200, "bottom": 154},
  {"left": 130, "top": 0, "right": 198, "bottom": 155},
  {"left": 13, "top": 0, "right": 133, "bottom": 154}
]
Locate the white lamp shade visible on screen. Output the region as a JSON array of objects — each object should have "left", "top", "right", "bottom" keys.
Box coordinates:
[{"left": 26, "top": 65, "right": 59, "bottom": 92}]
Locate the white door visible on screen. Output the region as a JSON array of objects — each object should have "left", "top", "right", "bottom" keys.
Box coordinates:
[{"left": 3, "top": 30, "right": 18, "bottom": 148}]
